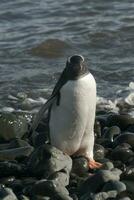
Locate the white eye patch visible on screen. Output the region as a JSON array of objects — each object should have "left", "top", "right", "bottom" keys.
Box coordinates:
[{"left": 67, "top": 55, "right": 84, "bottom": 63}]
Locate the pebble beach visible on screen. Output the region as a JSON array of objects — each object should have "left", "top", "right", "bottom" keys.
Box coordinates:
[{"left": 0, "top": 90, "right": 134, "bottom": 199}]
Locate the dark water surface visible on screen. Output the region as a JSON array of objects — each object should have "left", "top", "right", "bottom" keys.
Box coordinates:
[{"left": 0, "top": 0, "right": 134, "bottom": 110}]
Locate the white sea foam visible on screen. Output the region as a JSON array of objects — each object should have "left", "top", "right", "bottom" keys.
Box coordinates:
[
  {"left": 0, "top": 107, "right": 15, "bottom": 113},
  {"left": 128, "top": 82, "right": 134, "bottom": 90},
  {"left": 8, "top": 95, "right": 18, "bottom": 101},
  {"left": 125, "top": 93, "right": 134, "bottom": 106},
  {"left": 2, "top": 83, "right": 134, "bottom": 117},
  {"left": 96, "top": 96, "right": 119, "bottom": 113},
  {"left": 96, "top": 82, "right": 134, "bottom": 116},
  {"left": 17, "top": 92, "right": 28, "bottom": 99},
  {"left": 22, "top": 97, "right": 47, "bottom": 106}
]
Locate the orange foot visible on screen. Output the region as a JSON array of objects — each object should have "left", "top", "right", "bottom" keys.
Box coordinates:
[{"left": 88, "top": 159, "right": 103, "bottom": 169}]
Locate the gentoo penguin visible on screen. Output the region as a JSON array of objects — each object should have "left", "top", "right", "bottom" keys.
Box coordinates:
[{"left": 31, "top": 55, "right": 102, "bottom": 169}]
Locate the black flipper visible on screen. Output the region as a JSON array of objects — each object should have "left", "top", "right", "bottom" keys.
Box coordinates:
[
  {"left": 30, "top": 95, "right": 57, "bottom": 133},
  {"left": 30, "top": 66, "right": 69, "bottom": 134},
  {"left": 51, "top": 66, "right": 68, "bottom": 96}
]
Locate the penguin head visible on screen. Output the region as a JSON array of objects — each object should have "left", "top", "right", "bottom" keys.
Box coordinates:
[{"left": 66, "top": 55, "right": 88, "bottom": 79}]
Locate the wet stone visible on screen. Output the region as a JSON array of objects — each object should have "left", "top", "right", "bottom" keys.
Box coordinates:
[
  {"left": 110, "top": 145, "right": 134, "bottom": 163},
  {"left": 107, "top": 114, "right": 134, "bottom": 131},
  {"left": 110, "top": 168, "right": 122, "bottom": 177},
  {"left": 21, "top": 177, "right": 37, "bottom": 187},
  {"left": 96, "top": 137, "right": 113, "bottom": 148},
  {"left": 7, "top": 179, "right": 23, "bottom": 194},
  {"left": 0, "top": 176, "right": 15, "bottom": 185},
  {"left": 126, "top": 124, "right": 134, "bottom": 133},
  {"left": 72, "top": 157, "right": 89, "bottom": 176},
  {"left": 101, "top": 161, "right": 114, "bottom": 170},
  {"left": 0, "top": 161, "right": 25, "bottom": 177},
  {"left": 0, "top": 185, "right": 18, "bottom": 200},
  {"left": 91, "top": 191, "right": 118, "bottom": 200},
  {"left": 0, "top": 145, "right": 34, "bottom": 161},
  {"left": 102, "top": 126, "right": 121, "bottom": 142},
  {"left": 27, "top": 144, "right": 72, "bottom": 178},
  {"left": 96, "top": 115, "right": 108, "bottom": 130},
  {"left": 48, "top": 171, "right": 70, "bottom": 187},
  {"left": 94, "top": 144, "right": 105, "bottom": 161},
  {"left": 118, "top": 198, "right": 131, "bottom": 200},
  {"left": 68, "top": 172, "right": 88, "bottom": 196},
  {"left": 112, "top": 161, "right": 126, "bottom": 171},
  {"left": 78, "top": 169, "right": 121, "bottom": 196},
  {"left": 0, "top": 138, "right": 31, "bottom": 151},
  {"left": 32, "top": 179, "right": 73, "bottom": 200},
  {"left": 112, "top": 133, "right": 134, "bottom": 149},
  {"left": 94, "top": 120, "right": 102, "bottom": 138},
  {"left": 102, "top": 180, "right": 126, "bottom": 193},
  {"left": 121, "top": 166, "right": 134, "bottom": 181},
  {"left": 0, "top": 113, "right": 28, "bottom": 141},
  {"left": 122, "top": 180, "right": 134, "bottom": 194}
]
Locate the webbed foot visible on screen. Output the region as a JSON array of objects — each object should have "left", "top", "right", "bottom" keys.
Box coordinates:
[{"left": 88, "top": 159, "right": 102, "bottom": 169}]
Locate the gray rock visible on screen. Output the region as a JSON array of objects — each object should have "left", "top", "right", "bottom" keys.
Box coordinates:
[
  {"left": 101, "top": 161, "right": 114, "bottom": 170},
  {"left": 48, "top": 171, "right": 70, "bottom": 187},
  {"left": 0, "top": 138, "right": 31, "bottom": 151},
  {"left": 113, "top": 133, "right": 134, "bottom": 149},
  {"left": 102, "top": 180, "right": 126, "bottom": 193},
  {"left": 0, "top": 113, "right": 28, "bottom": 141},
  {"left": 107, "top": 114, "right": 134, "bottom": 131},
  {"left": 118, "top": 198, "right": 131, "bottom": 200},
  {"left": 122, "top": 180, "right": 134, "bottom": 193},
  {"left": 91, "top": 190, "right": 118, "bottom": 200},
  {"left": 32, "top": 179, "right": 73, "bottom": 200},
  {"left": 91, "top": 192, "right": 109, "bottom": 200},
  {"left": 94, "top": 144, "right": 105, "bottom": 160},
  {"left": 107, "top": 190, "right": 118, "bottom": 198},
  {"left": 110, "top": 146, "right": 134, "bottom": 163},
  {"left": 102, "top": 126, "right": 121, "bottom": 142},
  {"left": 0, "top": 146, "right": 34, "bottom": 161},
  {"left": 121, "top": 166, "right": 134, "bottom": 181},
  {"left": 0, "top": 161, "right": 24, "bottom": 177},
  {"left": 94, "top": 120, "right": 102, "bottom": 138},
  {"left": 21, "top": 177, "right": 37, "bottom": 187},
  {"left": 72, "top": 157, "right": 89, "bottom": 176},
  {"left": 0, "top": 185, "right": 18, "bottom": 200},
  {"left": 27, "top": 144, "right": 72, "bottom": 178},
  {"left": 126, "top": 124, "right": 134, "bottom": 132},
  {"left": 111, "top": 168, "right": 122, "bottom": 177},
  {"left": 78, "top": 169, "right": 121, "bottom": 196},
  {"left": 0, "top": 177, "right": 15, "bottom": 185},
  {"left": 7, "top": 179, "right": 23, "bottom": 194},
  {"left": 112, "top": 161, "right": 126, "bottom": 171}
]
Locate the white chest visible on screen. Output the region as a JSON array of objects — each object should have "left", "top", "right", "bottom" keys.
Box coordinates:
[{"left": 49, "top": 73, "right": 96, "bottom": 155}]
